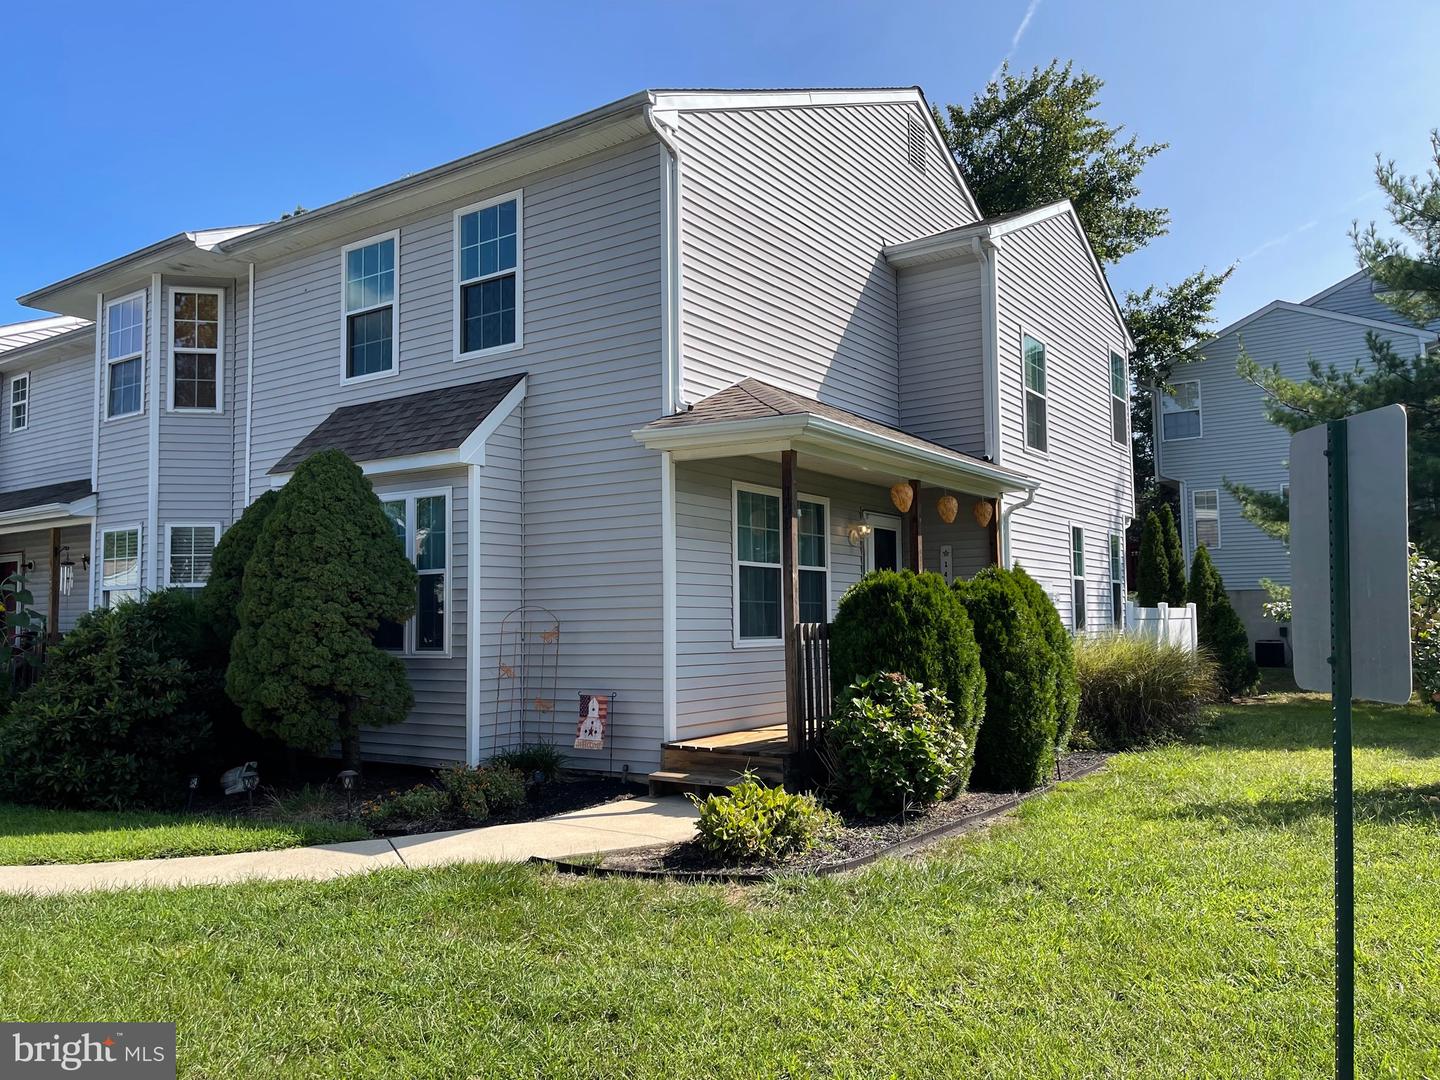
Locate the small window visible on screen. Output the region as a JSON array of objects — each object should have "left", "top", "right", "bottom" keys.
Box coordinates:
[
  {"left": 105, "top": 293, "right": 145, "bottom": 418},
  {"left": 1071, "top": 525, "right": 1086, "bottom": 631},
  {"left": 9, "top": 373, "right": 29, "bottom": 432},
  {"left": 166, "top": 525, "right": 217, "bottom": 587},
  {"left": 341, "top": 233, "right": 397, "bottom": 381},
  {"left": 1193, "top": 489, "right": 1220, "bottom": 549},
  {"left": 1109, "top": 533, "right": 1124, "bottom": 629},
  {"left": 455, "top": 193, "right": 521, "bottom": 357},
  {"left": 1109, "top": 351, "right": 1127, "bottom": 445},
  {"left": 1162, "top": 380, "right": 1201, "bottom": 440},
  {"left": 734, "top": 485, "right": 829, "bottom": 643},
  {"left": 170, "top": 289, "right": 222, "bottom": 410},
  {"left": 376, "top": 491, "right": 449, "bottom": 653},
  {"left": 102, "top": 526, "right": 141, "bottom": 605},
  {"left": 1023, "top": 334, "right": 1048, "bottom": 452}
]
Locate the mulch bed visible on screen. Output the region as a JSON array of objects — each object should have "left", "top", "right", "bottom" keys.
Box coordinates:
[
  {"left": 368, "top": 776, "right": 646, "bottom": 837},
  {"left": 542, "top": 750, "right": 1109, "bottom": 883}
]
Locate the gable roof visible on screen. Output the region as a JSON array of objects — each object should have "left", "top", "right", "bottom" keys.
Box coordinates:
[
  {"left": 1202, "top": 299, "right": 1433, "bottom": 347},
  {"left": 271, "top": 373, "right": 526, "bottom": 474},
  {"left": 0, "top": 478, "right": 93, "bottom": 514}
]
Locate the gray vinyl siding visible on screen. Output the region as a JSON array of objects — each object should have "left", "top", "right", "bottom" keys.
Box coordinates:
[
  {"left": 0, "top": 525, "right": 92, "bottom": 632},
  {"left": 896, "top": 257, "right": 986, "bottom": 454},
  {"left": 1158, "top": 304, "right": 1426, "bottom": 589},
  {"left": 676, "top": 102, "right": 975, "bottom": 424},
  {"left": 472, "top": 407, "right": 523, "bottom": 763},
  {"left": 1304, "top": 272, "right": 1434, "bottom": 328},
  {"left": 0, "top": 344, "right": 94, "bottom": 491},
  {"left": 247, "top": 137, "right": 665, "bottom": 772},
  {"left": 674, "top": 457, "right": 993, "bottom": 740},
  {"left": 994, "top": 214, "right": 1132, "bottom": 628},
  {"left": 95, "top": 283, "right": 154, "bottom": 598}
]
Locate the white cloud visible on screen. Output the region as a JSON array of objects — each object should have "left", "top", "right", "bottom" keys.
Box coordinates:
[
  {"left": 990, "top": 0, "right": 1043, "bottom": 83},
  {"left": 1241, "top": 218, "right": 1318, "bottom": 262}
]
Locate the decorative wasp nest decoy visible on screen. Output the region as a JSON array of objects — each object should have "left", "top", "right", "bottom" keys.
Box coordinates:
[
  {"left": 972, "top": 499, "right": 994, "bottom": 528},
  {"left": 889, "top": 482, "right": 914, "bottom": 514},
  {"left": 937, "top": 494, "right": 959, "bottom": 525}
]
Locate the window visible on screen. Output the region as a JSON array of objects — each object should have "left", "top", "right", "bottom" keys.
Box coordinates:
[
  {"left": 9, "top": 373, "right": 28, "bottom": 432},
  {"left": 733, "top": 484, "right": 829, "bottom": 643},
  {"left": 166, "top": 524, "right": 217, "bottom": 587},
  {"left": 1162, "top": 380, "right": 1201, "bottom": 440},
  {"left": 341, "top": 233, "right": 397, "bottom": 381},
  {"left": 101, "top": 526, "right": 141, "bottom": 605},
  {"left": 1071, "top": 525, "right": 1086, "bottom": 631},
  {"left": 1192, "top": 488, "right": 1220, "bottom": 549},
  {"left": 377, "top": 491, "right": 449, "bottom": 653},
  {"left": 105, "top": 292, "right": 145, "bottom": 418},
  {"left": 1109, "top": 533, "right": 1124, "bottom": 629},
  {"left": 1109, "top": 351, "right": 1128, "bottom": 445},
  {"left": 1023, "top": 333, "right": 1048, "bottom": 452},
  {"left": 455, "top": 193, "right": 521, "bottom": 357},
  {"left": 170, "top": 289, "right": 222, "bottom": 410}
]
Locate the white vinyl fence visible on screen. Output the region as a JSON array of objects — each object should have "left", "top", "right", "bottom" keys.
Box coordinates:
[{"left": 1124, "top": 601, "right": 1199, "bottom": 652}]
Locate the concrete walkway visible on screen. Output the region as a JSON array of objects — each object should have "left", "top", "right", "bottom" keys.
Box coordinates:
[{"left": 0, "top": 797, "right": 698, "bottom": 896}]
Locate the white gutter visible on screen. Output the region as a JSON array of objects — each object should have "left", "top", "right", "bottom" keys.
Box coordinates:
[
  {"left": 244, "top": 262, "right": 255, "bottom": 504},
  {"left": 643, "top": 102, "right": 685, "bottom": 414},
  {"left": 0, "top": 497, "right": 97, "bottom": 531}
]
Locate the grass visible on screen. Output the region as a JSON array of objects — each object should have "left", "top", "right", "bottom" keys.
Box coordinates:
[
  {"left": 0, "top": 693, "right": 1437, "bottom": 1077},
  {"left": 0, "top": 803, "right": 368, "bottom": 865}
]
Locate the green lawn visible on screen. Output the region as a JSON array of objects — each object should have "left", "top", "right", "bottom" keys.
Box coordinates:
[
  {"left": 1, "top": 694, "right": 1437, "bottom": 1078},
  {"left": 0, "top": 804, "right": 367, "bottom": 864}
]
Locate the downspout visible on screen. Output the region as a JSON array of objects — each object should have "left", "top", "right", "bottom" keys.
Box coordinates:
[
  {"left": 89, "top": 293, "right": 103, "bottom": 610},
  {"left": 146, "top": 272, "right": 162, "bottom": 592},
  {"left": 972, "top": 234, "right": 1001, "bottom": 466},
  {"left": 1000, "top": 482, "right": 1040, "bottom": 570},
  {"left": 244, "top": 262, "right": 255, "bottom": 504}
]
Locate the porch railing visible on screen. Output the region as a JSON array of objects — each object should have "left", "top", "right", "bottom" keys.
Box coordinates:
[{"left": 794, "top": 621, "right": 832, "bottom": 749}]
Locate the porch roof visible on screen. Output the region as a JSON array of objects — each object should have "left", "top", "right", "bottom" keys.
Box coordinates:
[
  {"left": 270, "top": 373, "right": 527, "bottom": 477},
  {"left": 633, "top": 378, "right": 1037, "bottom": 497},
  {"left": 0, "top": 478, "right": 95, "bottom": 529}
]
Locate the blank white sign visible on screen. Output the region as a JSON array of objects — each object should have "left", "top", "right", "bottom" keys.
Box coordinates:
[{"left": 1291, "top": 405, "right": 1411, "bottom": 703}]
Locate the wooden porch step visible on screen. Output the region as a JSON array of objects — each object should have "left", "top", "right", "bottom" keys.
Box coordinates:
[
  {"left": 647, "top": 769, "right": 777, "bottom": 798},
  {"left": 659, "top": 746, "right": 784, "bottom": 782}
]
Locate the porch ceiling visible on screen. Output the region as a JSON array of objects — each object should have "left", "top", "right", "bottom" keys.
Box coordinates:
[{"left": 633, "top": 378, "right": 1036, "bottom": 498}]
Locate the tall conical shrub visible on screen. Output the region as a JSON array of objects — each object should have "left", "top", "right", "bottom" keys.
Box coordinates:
[
  {"left": 1187, "top": 545, "right": 1259, "bottom": 696},
  {"left": 1012, "top": 564, "right": 1079, "bottom": 754},
  {"left": 1135, "top": 511, "right": 1169, "bottom": 607},
  {"left": 1161, "top": 505, "right": 1187, "bottom": 604}
]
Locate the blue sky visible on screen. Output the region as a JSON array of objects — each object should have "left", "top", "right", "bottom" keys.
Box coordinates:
[{"left": 2, "top": 0, "right": 1437, "bottom": 329}]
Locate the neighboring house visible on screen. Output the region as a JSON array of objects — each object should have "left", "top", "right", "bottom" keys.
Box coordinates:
[
  {"left": 1154, "top": 269, "right": 1436, "bottom": 661},
  {"left": 6, "top": 87, "right": 1133, "bottom": 784}
]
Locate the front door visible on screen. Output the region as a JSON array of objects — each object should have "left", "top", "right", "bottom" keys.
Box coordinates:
[{"left": 865, "top": 514, "right": 901, "bottom": 573}]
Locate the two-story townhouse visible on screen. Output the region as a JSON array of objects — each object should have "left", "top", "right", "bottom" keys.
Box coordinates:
[
  {"left": 1154, "top": 269, "right": 1436, "bottom": 662},
  {"left": 10, "top": 87, "right": 1133, "bottom": 788}
]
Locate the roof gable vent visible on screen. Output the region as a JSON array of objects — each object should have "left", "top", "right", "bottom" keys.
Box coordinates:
[{"left": 905, "top": 117, "right": 927, "bottom": 172}]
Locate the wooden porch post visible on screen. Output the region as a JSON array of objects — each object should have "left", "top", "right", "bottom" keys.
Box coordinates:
[
  {"left": 990, "top": 497, "right": 1003, "bottom": 566},
  {"left": 46, "top": 528, "right": 61, "bottom": 643},
  {"left": 781, "top": 450, "right": 802, "bottom": 753},
  {"left": 907, "top": 479, "right": 923, "bottom": 571}
]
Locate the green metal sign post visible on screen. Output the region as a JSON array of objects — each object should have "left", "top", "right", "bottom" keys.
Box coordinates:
[{"left": 1327, "top": 419, "right": 1353, "bottom": 1080}]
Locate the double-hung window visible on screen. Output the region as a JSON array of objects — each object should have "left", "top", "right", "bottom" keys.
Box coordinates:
[
  {"left": 170, "top": 288, "right": 222, "bottom": 410},
  {"left": 1109, "top": 533, "right": 1124, "bottom": 628},
  {"left": 1109, "top": 351, "right": 1128, "bottom": 445},
  {"left": 455, "top": 192, "right": 521, "bottom": 357},
  {"left": 1071, "top": 525, "right": 1086, "bottom": 631},
  {"left": 1023, "top": 333, "right": 1048, "bottom": 452},
  {"left": 341, "top": 232, "right": 398, "bottom": 381},
  {"left": 105, "top": 293, "right": 145, "bottom": 418},
  {"left": 376, "top": 491, "right": 449, "bottom": 653},
  {"left": 1162, "top": 380, "right": 1201, "bottom": 440},
  {"left": 9, "top": 373, "right": 29, "bottom": 432},
  {"left": 101, "top": 526, "right": 142, "bottom": 606},
  {"left": 1192, "top": 489, "right": 1220, "bottom": 549},
  {"left": 734, "top": 484, "right": 829, "bottom": 644},
  {"left": 166, "top": 524, "right": 218, "bottom": 587}
]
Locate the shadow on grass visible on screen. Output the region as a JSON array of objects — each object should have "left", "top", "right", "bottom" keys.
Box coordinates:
[{"left": 1172, "top": 782, "right": 1440, "bottom": 830}]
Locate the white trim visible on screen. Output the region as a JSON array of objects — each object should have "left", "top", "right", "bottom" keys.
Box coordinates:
[
  {"left": 1109, "top": 350, "right": 1128, "bottom": 447},
  {"left": 99, "top": 523, "right": 143, "bottom": 599},
  {"left": 645, "top": 108, "right": 686, "bottom": 414},
  {"left": 0, "top": 497, "right": 95, "bottom": 530},
  {"left": 1192, "top": 487, "right": 1221, "bottom": 551},
  {"left": 244, "top": 262, "right": 255, "bottom": 503},
  {"left": 340, "top": 229, "right": 401, "bottom": 384},
  {"left": 465, "top": 463, "right": 483, "bottom": 765},
  {"left": 977, "top": 236, "right": 1002, "bottom": 464},
  {"left": 862, "top": 511, "right": 902, "bottom": 572},
  {"left": 372, "top": 485, "right": 454, "bottom": 658},
  {"left": 1020, "top": 329, "right": 1049, "bottom": 455},
  {"left": 166, "top": 286, "right": 224, "bottom": 413},
  {"left": 730, "top": 481, "right": 830, "bottom": 649},
  {"left": 456, "top": 376, "right": 528, "bottom": 465},
  {"left": 453, "top": 189, "right": 524, "bottom": 362},
  {"left": 163, "top": 522, "right": 221, "bottom": 588},
  {"left": 90, "top": 293, "right": 102, "bottom": 610},
  {"left": 660, "top": 451, "right": 677, "bottom": 741},
  {"left": 146, "top": 273, "right": 161, "bottom": 592},
  {"left": 8, "top": 371, "right": 29, "bottom": 433},
  {"left": 101, "top": 289, "right": 146, "bottom": 421},
  {"left": 1207, "top": 298, "right": 1431, "bottom": 348},
  {"left": 1160, "top": 379, "right": 1203, "bottom": 442}
]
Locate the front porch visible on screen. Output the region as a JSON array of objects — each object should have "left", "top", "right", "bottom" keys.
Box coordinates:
[{"left": 636, "top": 378, "right": 1037, "bottom": 792}]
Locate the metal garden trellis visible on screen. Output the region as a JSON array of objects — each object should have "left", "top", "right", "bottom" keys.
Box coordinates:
[{"left": 494, "top": 606, "right": 561, "bottom": 753}]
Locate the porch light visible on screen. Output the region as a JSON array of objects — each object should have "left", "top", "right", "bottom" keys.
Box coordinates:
[
  {"left": 889, "top": 482, "right": 913, "bottom": 514},
  {"left": 847, "top": 523, "right": 872, "bottom": 547},
  {"left": 937, "top": 494, "right": 958, "bottom": 525},
  {"left": 972, "top": 500, "right": 995, "bottom": 528}
]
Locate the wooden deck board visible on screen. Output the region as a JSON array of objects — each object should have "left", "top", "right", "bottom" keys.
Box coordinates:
[{"left": 664, "top": 724, "right": 790, "bottom": 757}]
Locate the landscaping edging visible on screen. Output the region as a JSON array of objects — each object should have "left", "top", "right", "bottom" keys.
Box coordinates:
[{"left": 532, "top": 754, "right": 1111, "bottom": 884}]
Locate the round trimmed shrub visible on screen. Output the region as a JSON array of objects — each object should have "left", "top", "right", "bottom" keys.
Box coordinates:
[
  {"left": 1012, "top": 564, "right": 1079, "bottom": 754},
  {"left": 830, "top": 570, "right": 985, "bottom": 786},
  {"left": 690, "top": 773, "right": 839, "bottom": 864},
  {"left": 954, "top": 567, "right": 1059, "bottom": 792},
  {"left": 826, "top": 672, "right": 970, "bottom": 816}
]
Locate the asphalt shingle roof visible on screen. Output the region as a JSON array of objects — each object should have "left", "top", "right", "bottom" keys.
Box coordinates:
[
  {"left": 0, "top": 478, "right": 93, "bottom": 514},
  {"left": 270, "top": 373, "right": 525, "bottom": 473}
]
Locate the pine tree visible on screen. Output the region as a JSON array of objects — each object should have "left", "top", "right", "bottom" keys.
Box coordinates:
[
  {"left": 1160, "top": 505, "right": 1187, "bottom": 604},
  {"left": 1135, "top": 510, "right": 1169, "bottom": 607},
  {"left": 1187, "top": 546, "right": 1258, "bottom": 695},
  {"left": 226, "top": 450, "right": 418, "bottom": 770}
]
